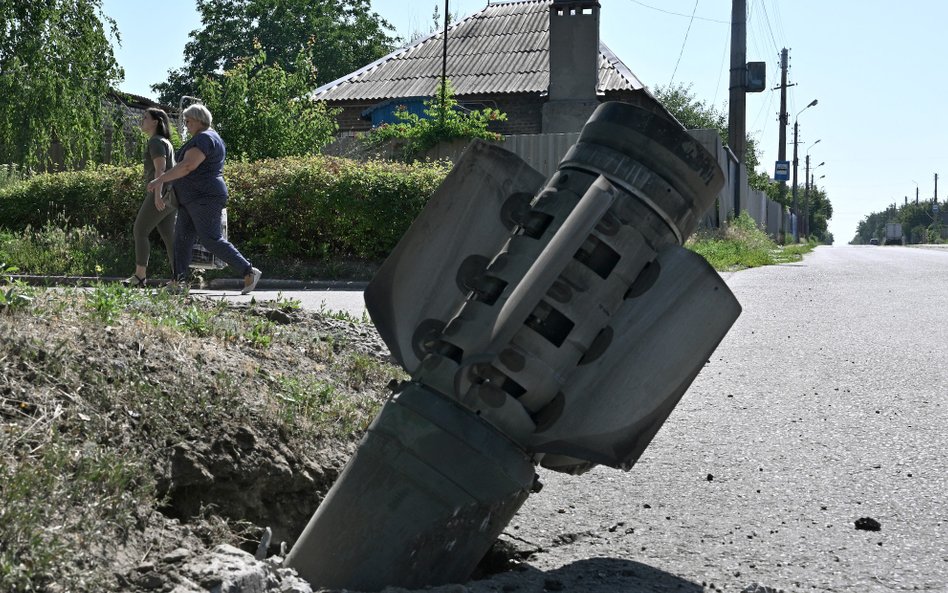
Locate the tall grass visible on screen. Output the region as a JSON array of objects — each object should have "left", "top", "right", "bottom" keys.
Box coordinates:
[
  {"left": 687, "top": 212, "right": 814, "bottom": 271},
  {"left": 0, "top": 163, "right": 30, "bottom": 190},
  {"left": 0, "top": 214, "right": 140, "bottom": 277}
]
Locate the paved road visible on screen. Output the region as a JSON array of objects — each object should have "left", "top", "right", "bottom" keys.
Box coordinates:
[
  {"left": 469, "top": 245, "right": 948, "bottom": 593},
  {"left": 189, "top": 286, "right": 369, "bottom": 320},
  {"left": 194, "top": 246, "right": 948, "bottom": 592}
]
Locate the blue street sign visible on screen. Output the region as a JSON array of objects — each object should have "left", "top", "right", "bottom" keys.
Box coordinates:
[{"left": 774, "top": 160, "right": 790, "bottom": 181}]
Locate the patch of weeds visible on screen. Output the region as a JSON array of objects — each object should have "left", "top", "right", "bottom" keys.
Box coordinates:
[
  {"left": 304, "top": 334, "right": 337, "bottom": 363},
  {"left": 85, "top": 282, "right": 137, "bottom": 323},
  {"left": 273, "top": 292, "right": 302, "bottom": 311},
  {"left": 0, "top": 430, "right": 155, "bottom": 593},
  {"left": 0, "top": 263, "right": 34, "bottom": 313},
  {"left": 318, "top": 302, "right": 370, "bottom": 324},
  {"left": 344, "top": 352, "right": 394, "bottom": 390},
  {"left": 275, "top": 376, "right": 337, "bottom": 423},
  {"left": 687, "top": 212, "right": 814, "bottom": 271},
  {"left": 271, "top": 375, "right": 382, "bottom": 439},
  {"left": 245, "top": 318, "right": 275, "bottom": 348},
  {"left": 179, "top": 303, "right": 217, "bottom": 337},
  {"left": 0, "top": 214, "right": 131, "bottom": 276},
  {"left": 771, "top": 242, "right": 812, "bottom": 263}
]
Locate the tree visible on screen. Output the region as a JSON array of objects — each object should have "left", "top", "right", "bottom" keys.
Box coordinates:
[
  {"left": 854, "top": 199, "right": 945, "bottom": 245},
  {"left": 198, "top": 46, "right": 339, "bottom": 161},
  {"left": 0, "top": 0, "right": 123, "bottom": 170},
  {"left": 804, "top": 184, "right": 833, "bottom": 243},
  {"left": 153, "top": 0, "right": 398, "bottom": 105},
  {"left": 652, "top": 83, "right": 770, "bottom": 193},
  {"left": 408, "top": 3, "right": 460, "bottom": 44}
]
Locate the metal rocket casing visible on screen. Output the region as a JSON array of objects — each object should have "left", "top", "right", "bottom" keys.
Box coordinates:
[
  {"left": 365, "top": 101, "right": 740, "bottom": 471},
  {"left": 287, "top": 101, "right": 742, "bottom": 590}
]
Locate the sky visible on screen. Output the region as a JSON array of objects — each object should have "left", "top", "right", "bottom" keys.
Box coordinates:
[{"left": 99, "top": 0, "right": 948, "bottom": 243}]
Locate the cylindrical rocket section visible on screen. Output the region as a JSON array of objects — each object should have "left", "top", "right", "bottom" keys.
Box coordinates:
[{"left": 284, "top": 383, "right": 535, "bottom": 591}]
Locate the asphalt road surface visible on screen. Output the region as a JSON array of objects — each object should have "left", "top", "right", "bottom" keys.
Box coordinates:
[
  {"left": 468, "top": 245, "right": 948, "bottom": 593},
  {"left": 196, "top": 245, "right": 947, "bottom": 592}
]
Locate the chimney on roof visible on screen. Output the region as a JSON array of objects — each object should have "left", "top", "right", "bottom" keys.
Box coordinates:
[{"left": 543, "top": 0, "right": 601, "bottom": 133}]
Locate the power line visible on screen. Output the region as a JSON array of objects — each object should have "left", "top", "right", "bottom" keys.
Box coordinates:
[
  {"left": 769, "top": 0, "right": 789, "bottom": 49},
  {"left": 750, "top": 86, "right": 775, "bottom": 131},
  {"left": 712, "top": 24, "right": 730, "bottom": 105},
  {"left": 627, "top": 0, "right": 729, "bottom": 24},
  {"left": 755, "top": 0, "right": 780, "bottom": 53},
  {"left": 669, "top": 0, "right": 700, "bottom": 85}
]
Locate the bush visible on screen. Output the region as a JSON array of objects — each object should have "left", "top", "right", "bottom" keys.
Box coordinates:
[
  {"left": 199, "top": 48, "right": 340, "bottom": 161},
  {"left": 0, "top": 165, "right": 141, "bottom": 239},
  {"left": 0, "top": 155, "right": 451, "bottom": 263},
  {"left": 362, "top": 80, "right": 506, "bottom": 160},
  {"left": 225, "top": 155, "right": 451, "bottom": 260}
]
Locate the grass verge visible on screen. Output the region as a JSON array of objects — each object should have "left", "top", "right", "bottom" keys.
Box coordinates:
[{"left": 687, "top": 212, "right": 816, "bottom": 271}]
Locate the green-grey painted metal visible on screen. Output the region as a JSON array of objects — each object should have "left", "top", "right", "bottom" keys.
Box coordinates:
[{"left": 283, "top": 384, "right": 535, "bottom": 590}]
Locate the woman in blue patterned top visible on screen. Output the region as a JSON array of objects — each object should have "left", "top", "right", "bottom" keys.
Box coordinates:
[{"left": 147, "top": 104, "right": 262, "bottom": 294}]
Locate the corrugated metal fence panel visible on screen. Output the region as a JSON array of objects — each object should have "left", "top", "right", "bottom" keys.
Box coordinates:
[
  {"left": 503, "top": 132, "right": 581, "bottom": 178},
  {"left": 767, "top": 200, "right": 782, "bottom": 238},
  {"left": 684, "top": 129, "right": 788, "bottom": 239},
  {"left": 687, "top": 129, "right": 723, "bottom": 229}
]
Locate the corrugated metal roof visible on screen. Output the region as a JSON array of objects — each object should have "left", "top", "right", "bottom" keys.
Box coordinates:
[{"left": 311, "top": 0, "right": 644, "bottom": 102}]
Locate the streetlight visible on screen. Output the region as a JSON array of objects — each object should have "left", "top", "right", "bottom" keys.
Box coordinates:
[{"left": 792, "top": 99, "right": 818, "bottom": 242}]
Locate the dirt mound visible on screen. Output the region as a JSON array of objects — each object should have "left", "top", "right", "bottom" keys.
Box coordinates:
[{"left": 0, "top": 286, "right": 399, "bottom": 591}]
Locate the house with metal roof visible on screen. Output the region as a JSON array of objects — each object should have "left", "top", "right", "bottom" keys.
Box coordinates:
[{"left": 310, "top": 0, "right": 663, "bottom": 136}]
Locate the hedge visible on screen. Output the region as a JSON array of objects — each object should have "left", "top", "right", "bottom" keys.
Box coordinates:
[{"left": 0, "top": 156, "right": 451, "bottom": 261}]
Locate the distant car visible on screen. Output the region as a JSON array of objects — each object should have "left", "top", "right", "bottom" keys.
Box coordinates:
[{"left": 869, "top": 238, "right": 880, "bottom": 245}]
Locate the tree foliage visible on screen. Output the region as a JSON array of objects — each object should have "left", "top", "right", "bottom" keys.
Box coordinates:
[
  {"left": 854, "top": 199, "right": 945, "bottom": 245},
  {"left": 803, "top": 184, "right": 833, "bottom": 244},
  {"left": 0, "top": 0, "right": 123, "bottom": 170},
  {"left": 198, "top": 47, "right": 339, "bottom": 161},
  {"left": 652, "top": 83, "right": 771, "bottom": 192},
  {"left": 153, "top": 0, "right": 398, "bottom": 105},
  {"left": 408, "top": 3, "right": 460, "bottom": 43}
]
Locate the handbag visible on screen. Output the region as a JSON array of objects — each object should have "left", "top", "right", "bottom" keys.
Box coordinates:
[{"left": 161, "top": 185, "right": 179, "bottom": 209}]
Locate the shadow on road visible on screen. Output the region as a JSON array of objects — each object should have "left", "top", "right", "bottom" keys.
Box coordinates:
[{"left": 476, "top": 556, "right": 703, "bottom": 593}]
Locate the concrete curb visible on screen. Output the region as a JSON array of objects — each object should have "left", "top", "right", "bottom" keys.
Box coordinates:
[{"left": 7, "top": 275, "right": 369, "bottom": 291}]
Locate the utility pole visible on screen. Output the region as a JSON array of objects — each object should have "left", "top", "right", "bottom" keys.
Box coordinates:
[
  {"left": 439, "top": 0, "right": 449, "bottom": 127},
  {"left": 935, "top": 173, "right": 939, "bottom": 202},
  {"left": 777, "top": 49, "right": 789, "bottom": 171},
  {"left": 775, "top": 49, "right": 791, "bottom": 212},
  {"left": 792, "top": 120, "right": 799, "bottom": 241},
  {"left": 804, "top": 153, "right": 810, "bottom": 238},
  {"left": 728, "top": 0, "right": 747, "bottom": 216},
  {"left": 790, "top": 100, "right": 817, "bottom": 242}
]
